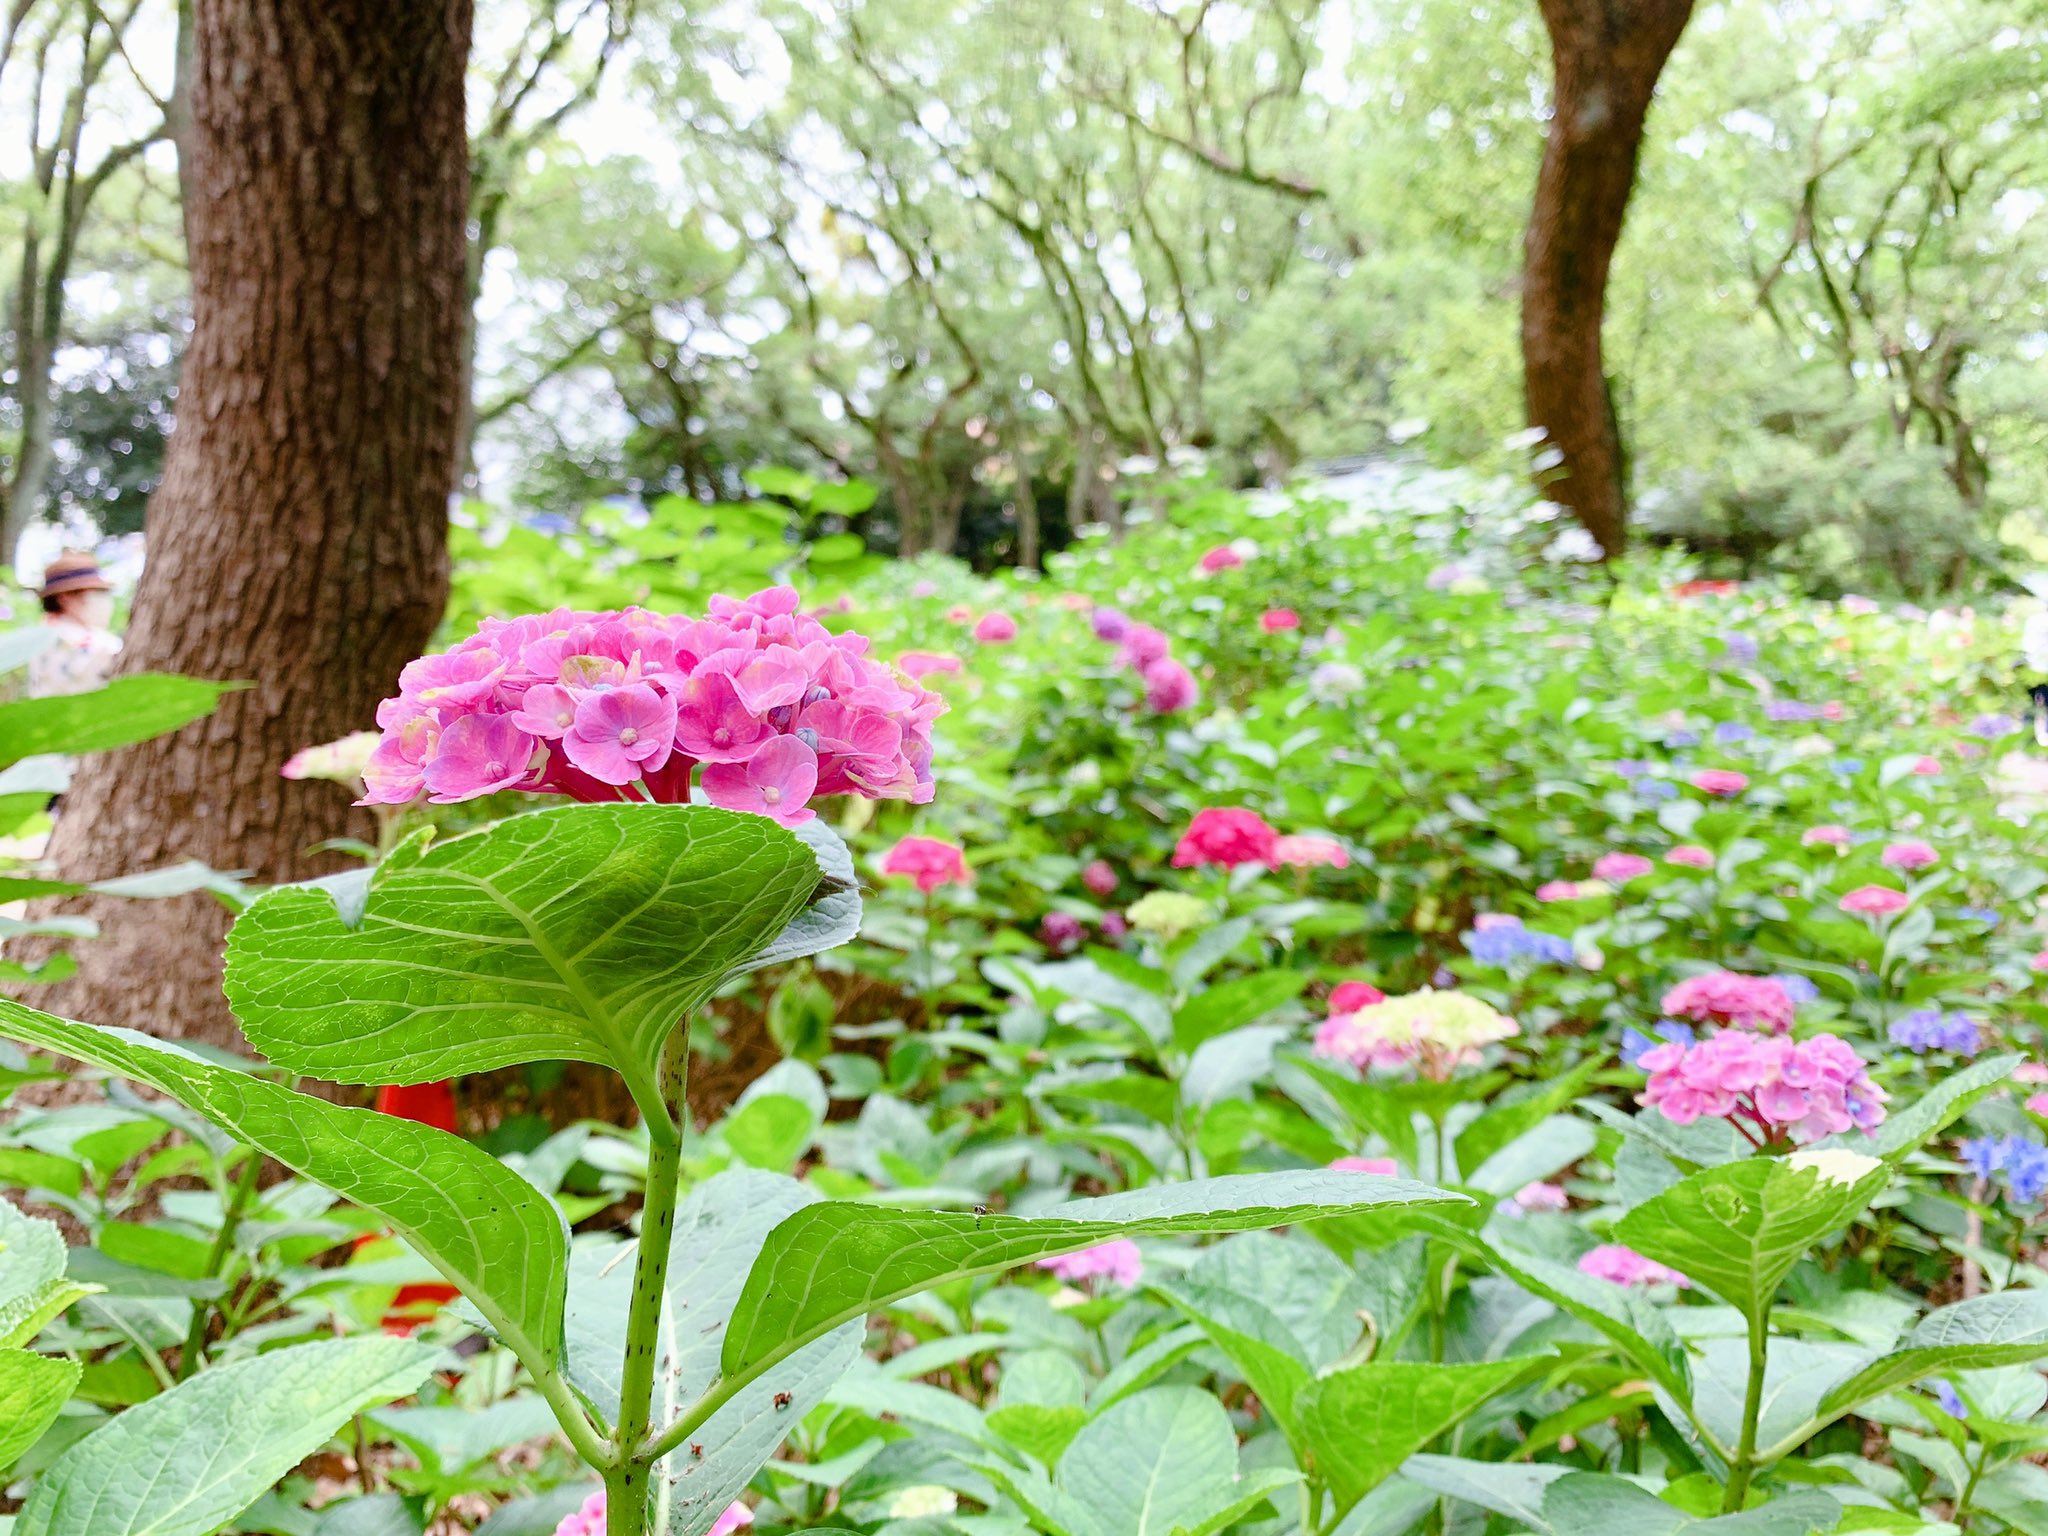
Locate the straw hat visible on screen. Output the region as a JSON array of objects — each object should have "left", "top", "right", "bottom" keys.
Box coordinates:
[{"left": 38, "top": 551, "right": 112, "bottom": 599}]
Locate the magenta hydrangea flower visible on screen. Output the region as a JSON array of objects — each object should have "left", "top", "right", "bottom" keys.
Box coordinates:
[
  {"left": 1140, "top": 656, "right": 1199, "bottom": 714},
  {"left": 1578, "top": 1244, "right": 1690, "bottom": 1289},
  {"left": 972, "top": 612, "right": 1017, "bottom": 644},
  {"left": 1330, "top": 1155, "right": 1398, "bottom": 1175},
  {"left": 1536, "top": 879, "right": 1587, "bottom": 902},
  {"left": 880, "top": 835, "right": 971, "bottom": 892},
  {"left": 1638, "top": 1031, "right": 1886, "bottom": 1143},
  {"left": 1592, "top": 852, "right": 1653, "bottom": 882},
  {"left": 1881, "top": 839, "right": 1938, "bottom": 871},
  {"left": 1910, "top": 755, "right": 1941, "bottom": 776},
  {"left": 699, "top": 734, "right": 819, "bottom": 826},
  {"left": 1259, "top": 608, "right": 1300, "bottom": 633},
  {"left": 1272, "top": 834, "right": 1349, "bottom": 869},
  {"left": 1328, "top": 980, "right": 1387, "bottom": 1014},
  {"left": 1081, "top": 859, "right": 1119, "bottom": 897},
  {"left": 1513, "top": 1181, "right": 1570, "bottom": 1212},
  {"left": 1666, "top": 845, "right": 1715, "bottom": 868},
  {"left": 1802, "top": 825, "right": 1852, "bottom": 848},
  {"left": 1661, "top": 972, "right": 1796, "bottom": 1034},
  {"left": 897, "top": 650, "right": 961, "bottom": 679},
  {"left": 1198, "top": 544, "right": 1245, "bottom": 573},
  {"left": 1171, "top": 808, "right": 1280, "bottom": 868},
  {"left": 358, "top": 588, "right": 944, "bottom": 826},
  {"left": 1840, "top": 885, "right": 1910, "bottom": 916},
  {"left": 1037, "top": 1239, "right": 1142, "bottom": 1287},
  {"left": 1691, "top": 769, "right": 1749, "bottom": 797}
]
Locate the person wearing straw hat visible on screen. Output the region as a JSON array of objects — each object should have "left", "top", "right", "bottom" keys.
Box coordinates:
[{"left": 26, "top": 551, "right": 121, "bottom": 699}]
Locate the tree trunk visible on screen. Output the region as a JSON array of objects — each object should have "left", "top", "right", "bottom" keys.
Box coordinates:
[
  {"left": 1522, "top": 0, "right": 1695, "bottom": 558},
  {"left": 34, "top": 0, "right": 471, "bottom": 1049}
]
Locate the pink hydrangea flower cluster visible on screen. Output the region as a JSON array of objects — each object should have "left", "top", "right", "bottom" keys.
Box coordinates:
[
  {"left": 1088, "top": 606, "right": 1199, "bottom": 714},
  {"left": 1577, "top": 1244, "right": 1690, "bottom": 1289},
  {"left": 1666, "top": 845, "right": 1715, "bottom": 868},
  {"left": 1172, "top": 807, "right": 1280, "bottom": 868},
  {"left": 1881, "top": 839, "right": 1938, "bottom": 871},
  {"left": 1513, "top": 1181, "right": 1570, "bottom": 1212},
  {"left": 972, "top": 612, "right": 1017, "bottom": 644},
  {"left": 1638, "top": 1031, "right": 1887, "bottom": 1143},
  {"left": 1802, "top": 825, "right": 1852, "bottom": 848},
  {"left": 1691, "top": 769, "right": 1749, "bottom": 798},
  {"left": 1661, "top": 971, "right": 1796, "bottom": 1034},
  {"left": 1591, "top": 852, "right": 1653, "bottom": 882},
  {"left": 1330, "top": 1155, "right": 1398, "bottom": 1175},
  {"left": 1037, "top": 1239, "right": 1143, "bottom": 1287},
  {"left": 360, "top": 588, "right": 943, "bottom": 827},
  {"left": 1198, "top": 544, "right": 1246, "bottom": 573},
  {"left": 1312, "top": 988, "right": 1518, "bottom": 1079},
  {"left": 1840, "top": 884, "right": 1909, "bottom": 916},
  {"left": 1272, "top": 833, "right": 1350, "bottom": 869},
  {"left": 1259, "top": 608, "right": 1300, "bottom": 633},
  {"left": 554, "top": 1492, "right": 751, "bottom": 1536},
  {"left": 880, "top": 835, "right": 971, "bottom": 892}
]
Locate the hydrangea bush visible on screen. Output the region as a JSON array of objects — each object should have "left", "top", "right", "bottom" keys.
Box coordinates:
[{"left": 9, "top": 469, "right": 2048, "bottom": 1534}]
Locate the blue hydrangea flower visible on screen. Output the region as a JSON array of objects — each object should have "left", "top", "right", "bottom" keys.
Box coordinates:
[
  {"left": 1832, "top": 757, "right": 1865, "bottom": 776},
  {"left": 1968, "top": 713, "right": 2020, "bottom": 740},
  {"left": 1960, "top": 1135, "right": 2048, "bottom": 1203},
  {"left": 1771, "top": 973, "right": 1820, "bottom": 1007},
  {"left": 1464, "top": 924, "right": 1577, "bottom": 967},
  {"left": 1713, "top": 721, "right": 1755, "bottom": 745},
  {"left": 1765, "top": 700, "right": 1822, "bottom": 723},
  {"left": 1621, "top": 1019, "right": 1694, "bottom": 1069},
  {"left": 1890, "top": 1009, "right": 1979, "bottom": 1055},
  {"left": 1720, "top": 633, "right": 1759, "bottom": 667},
  {"left": 1665, "top": 729, "right": 1701, "bottom": 750},
  {"left": 1957, "top": 906, "right": 2000, "bottom": 928},
  {"left": 1933, "top": 1381, "right": 1966, "bottom": 1417},
  {"left": 1636, "top": 780, "right": 1679, "bottom": 803},
  {"left": 1611, "top": 759, "right": 1651, "bottom": 780}
]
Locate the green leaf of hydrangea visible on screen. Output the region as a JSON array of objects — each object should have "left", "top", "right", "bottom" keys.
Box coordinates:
[
  {"left": 222, "top": 805, "right": 845, "bottom": 1124},
  {"left": 0, "top": 1000, "right": 569, "bottom": 1377},
  {"left": 720, "top": 1171, "right": 1465, "bottom": 1381},
  {"left": 14, "top": 1335, "right": 438, "bottom": 1536}
]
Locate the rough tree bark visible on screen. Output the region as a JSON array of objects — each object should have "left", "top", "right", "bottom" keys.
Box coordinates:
[
  {"left": 35, "top": 0, "right": 472, "bottom": 1048},
  {"left": 1522, "top": 0, "right": 1696, "bottom": 559}
]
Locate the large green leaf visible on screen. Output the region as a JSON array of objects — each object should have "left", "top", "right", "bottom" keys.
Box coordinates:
[
  {"left": 1539, "top": 1474, "right": 1839, "bottom": 1534},
  {"left": 222, "top": 805, "right": 840, "bottom": 1120},
  {"left": 1613, "top": 1155, "right": 1891, "bottom": 1323},
  {"left": 0, "top": 1001, "right": 569, "bottom": 1374},
  {"left": 1397, "top": 1454, "right": 1571, "bottom": 1530},
  {"left": 1454, "top": 1055, "right": 1604, "bottom": 1178},
  {"left": 1852, "top": 1053, "right": 2019, "bottom": 1159},
  {"left": 1817, "top": 1289, "right": 2048, "bottom": 1419},
  {"left": 1685, "top": 1338, "right": 1870, "bottom": 1461},
  {"left": 1450, "top": 1233, "right": 1691, "bottom": 1401},
  {"left": 1296, "top": 1355, "right": 1551, "bottom": 1517},
  {"left": 1171, "top": 971, "right": 1308, "bottom": 1054},
  {"left": 0, "top": 676, "right": 234, "bottom": 769},
  {"left": 15, "top": 1335, "right": 439, "bottom": 1536},
  {"left": 1158, "top": 1282, "right": 1313, "bottom": 1442},
  {"left": 1057, "top": 1386, "right": 1296, "bottom": 1536},
  {"left": 720, "top": 1171, "right": 1463, "bottom": 1380},
  {"left": 0, "top": 1348, "right": 78, "bottom": 1468}
]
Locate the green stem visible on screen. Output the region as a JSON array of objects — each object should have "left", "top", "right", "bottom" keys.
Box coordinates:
[
  {"left": 177, "top": 1146, "right": 265, "bottom": 1380},
  {"left": 1956, "top": 1445, "right": 1986, "bottom": 1529},
  {"left": 1721, "top": 1308, "right": 1770, "bottom": 1513},
  {"left": 606, "top": 1027, "right": 689, "bottom": 1536}
]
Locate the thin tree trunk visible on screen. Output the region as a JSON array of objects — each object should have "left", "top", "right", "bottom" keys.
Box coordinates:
[
  {"left": 1522, "top": 0, "right": 1695, "bottom": 559},
  {"left": 34, "top": 0, "right": 471, "bottom": 1049},
  {"left": 1014, "top": 431, "right": 1039, "bottom": 571}
]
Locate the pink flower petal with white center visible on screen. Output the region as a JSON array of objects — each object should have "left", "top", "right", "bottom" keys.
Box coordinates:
[
  {"left": 563, "top": 684, "right": 677, "bottom": 785},
  {"left": 702, "top": 734, "right": 818, "bottom": 825},
  {"left": 673, "top": 670, "right": 773, "bottom": 763},
  {"left": 422, "top": 714, "right": 536, "bottom": 803},
  {"left": 509, "top": 683, "right": 581, "bottom": 739}
]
